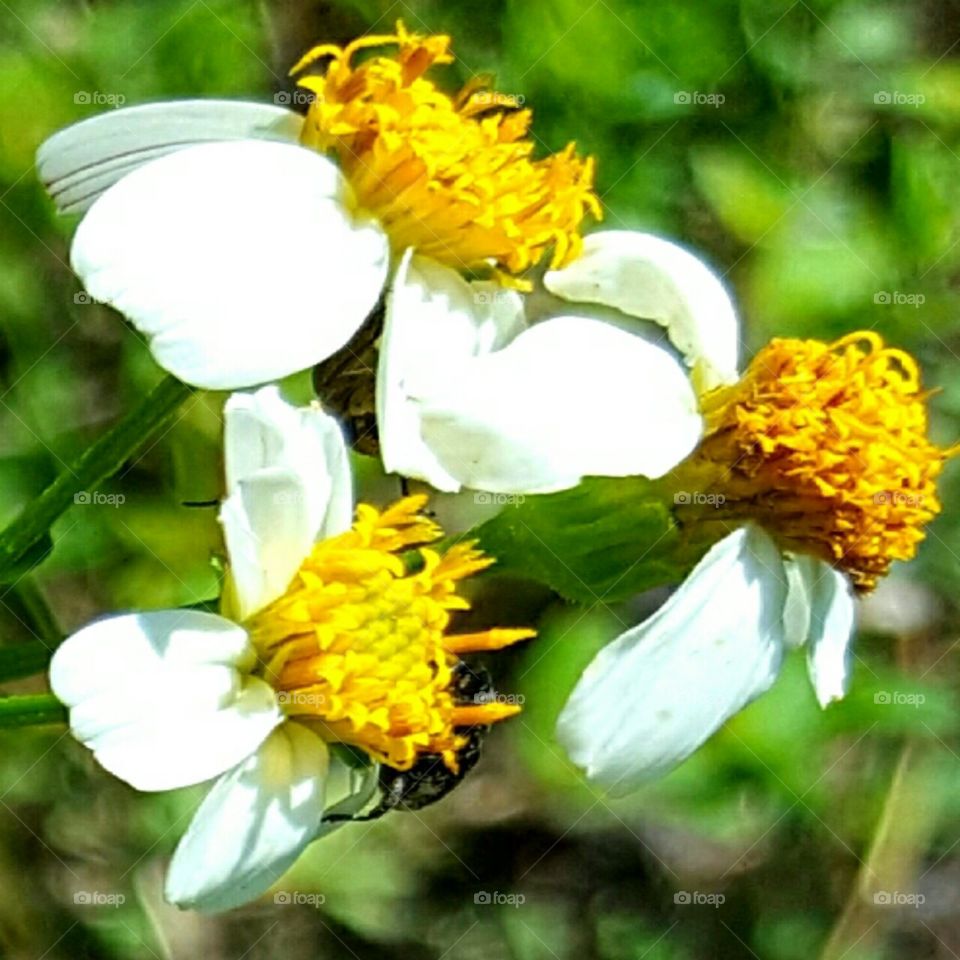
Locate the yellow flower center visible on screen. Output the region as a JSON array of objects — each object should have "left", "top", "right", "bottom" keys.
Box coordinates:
[
  {"left": 674, "top": 332, "right": 955, "bottom": 591},
  {"left": 291, "top": 21, "right": 601, "bottom": 281},
  {"left": 246, "top": 496, "right": 533, "bottom": 771}
]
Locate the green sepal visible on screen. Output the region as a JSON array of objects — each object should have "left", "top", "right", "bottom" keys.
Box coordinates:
[{"left": 473, "top": 476, "right": 708, "bottom": 604}]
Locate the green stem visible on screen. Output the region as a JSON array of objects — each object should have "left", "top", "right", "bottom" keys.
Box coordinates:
[
  {"left": 0, "top": 375, "right": 194, "bottom": 579},
  {"left": 0, "top": 641, "right": 53, "bottom": 683},
  {"left": 818, "top": 741, "right": 941, "bottom": 960},
  {"left": 8, "top": 577, "right": 60, "bottom": 645},
  {"left": 0, "top": 694, "right": 66, "bottom": 727}
]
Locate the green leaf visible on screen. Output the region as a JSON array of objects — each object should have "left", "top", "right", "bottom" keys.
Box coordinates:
[
  {"left": 0, "top": 375, "right": 194, "bottom": 580},
  {"left": 473, "top": 477, "right": 704, "bottom": 604}
]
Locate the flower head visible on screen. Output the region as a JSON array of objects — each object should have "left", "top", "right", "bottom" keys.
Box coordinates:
[
  {"left": 50, "top": 388, "right": 531, "bottom": 911},
  {"left": 294, "top": 22, "right": 600, "bottom": 276},
  {"left": 678, "top": 332, "right": 953, "bottom": 590},
  {"left": 247, "top": 495, "right": 528, "bottom": 772}
]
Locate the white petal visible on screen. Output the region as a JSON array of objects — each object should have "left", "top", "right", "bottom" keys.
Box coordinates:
[
  {"left": 221, "top": 387, "right": 353, "bottom": 618},
  {"left": 165, "top": 722, "right": 330, "bottom": 912},
  {"left": 544, "top": 231, "right": 740, "bottom": 390},
  {"left": 782, "top": 554, "right": 818, "bottom": 649},
  {"left": 38, "top": 100, "right": 303, "bottom": 214},
  {"left": 72, "top": 139, "right": 389, "bottom": 389},
  {"left": 377, "top": 252, "right": 527, "bottom": 492},
  {"left": 556, "top": 526, "right": 788, "bottom": 791},
  {"left": 50, "top": 611, "right": 282, "bottom": 791},
  {"left": 802, "top": 560, "right": 856, "bottom": 706},
  {"left": 410, "top": 315, "right": 702, "bottom": 494}
]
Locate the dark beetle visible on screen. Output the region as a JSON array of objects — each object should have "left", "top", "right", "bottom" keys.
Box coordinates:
[{"left": 325, "top": 662, "right": 494, "bottom": 822}]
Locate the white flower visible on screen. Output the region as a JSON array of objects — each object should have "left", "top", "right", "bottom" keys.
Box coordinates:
[
  {"left": 556, "top": 311, "right": 955, "bottom": 791},
  {"left": 36, "top": 27, "right": 596, "bottom": 401},
  {"left": 50, "top": 387, "right": 371, "bottom": 911},
  {"left": 50, "top": 386, "right": 533, "bottom": 909}
]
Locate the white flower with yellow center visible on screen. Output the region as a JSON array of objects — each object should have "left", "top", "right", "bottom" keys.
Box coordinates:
[
  {"left": 36, "top": 23, "right": 597, "bottom": 392},
  {"left": 556, "top": 319, "right": 955, "bottom": 791},
  {"left": 49, "top": 387, "right": 532, "bottom": 911},
  {"left": 36, "top": 25, "right": 731, "bottom": 496}
]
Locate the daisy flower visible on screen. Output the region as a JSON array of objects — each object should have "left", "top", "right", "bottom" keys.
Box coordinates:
[
  {"left": 49, "top": 387, "right": 532, "bottom": 910},
  {"left": 36, "top": 22, "right": 597, "bottom": 392},
  {"left": 547, "top": 250, "right": 955, "bottom": 790}
]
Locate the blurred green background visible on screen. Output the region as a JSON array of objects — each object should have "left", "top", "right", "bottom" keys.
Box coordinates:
[{"left": 2, "top": 0, "right": 960, "bottom": 957}]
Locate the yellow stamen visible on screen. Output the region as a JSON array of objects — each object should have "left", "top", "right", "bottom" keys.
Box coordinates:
[
  {"left": 674, "top": 332, "right": 955, "bottom": 591},
  {"left": 246, "top": 495, "right": 532, "bottom": 771},
  {"left": 292, "top": 21, "right": 601, "bottom": 281}
]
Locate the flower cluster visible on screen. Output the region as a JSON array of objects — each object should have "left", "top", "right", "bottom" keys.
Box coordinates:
[{"left": 36, "top": 19, "right": 954, "bottom": 913}]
